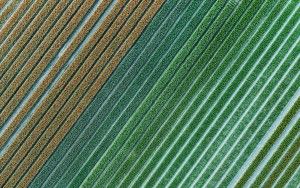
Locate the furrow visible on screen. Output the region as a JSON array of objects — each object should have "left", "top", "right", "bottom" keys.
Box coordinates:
[
  {"left": 104, "top": 0, "right": 247, "bottom": 187},
  {"left": 170, "top": 0, "right": 292, "bottom": 185},
  {"left": 195, "top": 4, "right": 300, "bottom": 187},
  {"left": 248, "top": 103, "right": 300, "bottom": 186},
  {"left": 196, "top": 7, "right": 299, "bottom": 187},
  {"left": 0, "top": 0, "right": 112, "bottom": 150},
  {"left": 0, "top": 0, "right": 76, "bottom": 113},
  {"left": 1, "top": 0, "right": 154, "bottom": 186},
  {"left": 156, "top": 1, "right": 263, "bottom": 187},
  {"left": 0, "top": 0, "right": 136, "bottom": 178},
  {"left": 286, "top": 162, "right": 300, "bottom": 187},
  {"left": 271, "top": 132, "right": 300, "bottom": 187},
  {"left": 0, "top": 0, "right": 77, "bottom": 98},
  {"left": 0, "top": 0, "right": 47, "bottom": 68},
  {"left": 0, "top": 0, "right": 21, "bottom": 28},
  {"left": 235, "top": 91, "right": 300, "bottom": 187},
  {"left": 32, "top": 0, "right": 211, "bottom": 187},
  {"left": 0, "top": 0, "right": 61, "bottom": 94},
  {"left": 0, "top": 0, "right": 33, "bottom": 46},
  {"left": 120, "top": 0, "right": 272, "bottom": 186},
  {"left": 1, "top": 0, "right": 298, "bottom": 187},
  {"left": 17, "top": 1, "right": 165, "bottom": 187},
  {"left": 79, "top": 0, "right": 234, "bottom": 187},
  {"left": 262, "top": 135, "right": 300, "bottom": 187},
  {"left": 0, "top": 0, "right": 115, "bottom": 169},
  {"left": 106, "top": 1, "right": 213, "bottom": 187}
]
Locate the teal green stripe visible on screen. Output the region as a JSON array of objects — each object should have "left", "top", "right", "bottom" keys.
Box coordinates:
[
  {"left": 81, "top": 0, "right": 236, "bottom": 186},
  {"left": 28, "top": 0, "right": 300, "bottom": 187},
  {"left": 30, "top": 0, "right": 214, "bottom": 187}
]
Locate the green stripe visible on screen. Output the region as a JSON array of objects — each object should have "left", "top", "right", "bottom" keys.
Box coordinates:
[{"left": 29, "top": 0, "right": 300, "bottom": 187}]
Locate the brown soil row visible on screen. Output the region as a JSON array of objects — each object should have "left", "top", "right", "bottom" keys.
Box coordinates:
[
  {"left": 2, "top": 0, "right": 151, "bottom": 184},
  {"left": 0, "top": 0, "right": 45, "bottom": 66},
  {"left": 0, "top": 0, "right": 84, "bottom": 115},
  {"left": 0, "top": 0, "right": 112, "bottom": 145},
  {"left": 0, "top": 0, "right": 124, "bottom": 178},
  {"left": 0, "top": 0, "right": 33, "bottom": 46},
  {"left": 0, "top": 0, "right": 9, "bottom": 10},
  {"left": 0, "top": 0, "right": 69, "bottom": 94},
  {"left": 0, "top": 0, "right": 21, "bottom": 27},
  {"left": 0, "top": 0, "right": 8, "bottom": 10},
  {"left": 1, "top": 0, "right": 141, "bottom": 177},
  {"left": 1, "top": 0, "right": 147, "bottom": 186},
  {"left": 12, "top": 0, "right": 165, "bottom": 187}
]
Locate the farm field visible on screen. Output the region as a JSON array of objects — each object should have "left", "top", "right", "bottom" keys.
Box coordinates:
[{"left": 0, "top": 0, "right": 299, "bottom": 187}]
